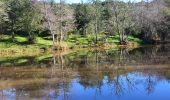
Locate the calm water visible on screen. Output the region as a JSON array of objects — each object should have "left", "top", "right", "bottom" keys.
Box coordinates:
[{"left": 0, "top": 45, "right": 170, "bottom": 100}]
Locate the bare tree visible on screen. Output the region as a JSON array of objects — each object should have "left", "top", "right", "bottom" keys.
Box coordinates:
[
  {"left": 111, "top": 0, "right": 134, "bottom": 45},
  {"left": 135, "top": 0, "right": 167, "bottom": 41},
  {"left": 57, "top": 0, "right": 74, "bottom": 43},
  {"left": 93, "top": 0, "right": 100, "bottom": 44},
  {"left": 42, "top": 0, "right": 56, "bottom": 47}
]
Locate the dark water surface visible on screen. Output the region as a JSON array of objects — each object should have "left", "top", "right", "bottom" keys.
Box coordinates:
[{"left": 0, "top": 45, "right": 170, "bottom": 100}]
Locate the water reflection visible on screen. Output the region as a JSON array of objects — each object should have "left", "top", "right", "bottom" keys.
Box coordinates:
[{"left": 0, "top": 45, "right": 170, "bottom": 100}]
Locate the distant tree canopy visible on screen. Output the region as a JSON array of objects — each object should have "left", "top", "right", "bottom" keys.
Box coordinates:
[
  {"left": 74, "top": 4, "right": 91, "bottom": 35},
  {"left": 0, "top": 0, "right": 170, "bottom": 44},
  {"left": 1, "top": 0, "right": 42, "bottom": 42}
]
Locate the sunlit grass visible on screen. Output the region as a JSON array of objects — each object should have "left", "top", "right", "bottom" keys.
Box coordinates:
[
  {"left": 16, "top": 59, "right": 28, "bottom": 64},
  {"left": 15, "top": 36, "right": 27, "bottom": 43},
  {"left": 66, "top": 34, "right": 142, "bottom": 46},
  {"left": 36, "top": 37, "right": 53, "bottom": 46},
  {"left": 0, "top": 34, "right": 142, "bottom": 56}
]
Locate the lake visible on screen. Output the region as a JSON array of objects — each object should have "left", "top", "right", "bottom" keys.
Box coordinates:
[{"left": 0, "top": 45, "right": 170, "bottom": 100}]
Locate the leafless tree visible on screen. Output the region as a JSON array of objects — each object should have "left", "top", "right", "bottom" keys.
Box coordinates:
[{"left": 42, "top": 0, "right": 57, "bottom": 46}]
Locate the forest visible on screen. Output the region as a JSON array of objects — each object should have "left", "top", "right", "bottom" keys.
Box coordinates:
[{"left": 0, "top": 0, "right": 170, "bottom": 51}]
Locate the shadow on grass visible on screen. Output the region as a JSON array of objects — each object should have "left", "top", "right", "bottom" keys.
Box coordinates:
[{"left": 0, "top": 38, "right": 31, "bottom": 46}]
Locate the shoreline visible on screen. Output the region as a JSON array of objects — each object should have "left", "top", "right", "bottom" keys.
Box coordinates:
[{"left": 0, "top": 43, "right": 160, "bottom": 58}]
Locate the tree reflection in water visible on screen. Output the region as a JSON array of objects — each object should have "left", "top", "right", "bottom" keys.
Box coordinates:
[{"left": 0, "top": 45, "right": 170, "bottom": 99}]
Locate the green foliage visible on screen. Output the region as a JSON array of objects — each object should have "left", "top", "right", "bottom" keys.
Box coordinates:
[
  {"left": 74, "top": 4, "right": 91, "bottom": 35},
  {"left": 0, "top": 0, "right": 8, "bottom": 33},
  {"left": 5, "top": 0, "right": 42, "bottom": 43}
]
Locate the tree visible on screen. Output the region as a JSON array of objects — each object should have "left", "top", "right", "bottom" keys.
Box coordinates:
[
  {"left": 101, "top": 1, "right": 112, "bottom": 34},
  {"left": 5, "top": 0, "right": 42, "bottom": 43},
  {"left": 42, "top": 0, "right": 57, "bottom": 46},
  {"left": 74, "top": 3, "right": 91, "bottom": 35},
  {"left": 0, "top": 0, "right": 8, "bottom": 35},
  {"left": 58, "top": 0, "right": 65, "bottom": 43},
  {"left": 6, "top": 0, "right": 24, "bottom": 41},
  {"left": 157, "top": 0, "right": 170, "bottom": 42},
  {"left": 55, "top": 0, "right": 74, "bottom": 43},
  {"left": 134, "top": 0, "right": 169, "bottom": 42},
  {"left": 92, "top": 0, "right": 101, "bottom": 44},
  {"left": 21, "top": 0, "right": 42, "bottom": 43},
  {"left": 111, "top": 0, "right": 134, "bottom": 45}
]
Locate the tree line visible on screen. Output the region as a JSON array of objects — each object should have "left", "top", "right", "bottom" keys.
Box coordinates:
[{"left": 0, "top": 0, "right": 170, "bottom": 45}]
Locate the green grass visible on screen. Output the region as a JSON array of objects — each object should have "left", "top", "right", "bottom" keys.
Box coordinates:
[
  {"left": 128, "top": 35, "right": 142, "bottom": 43},
  {"left": 106, "top": 37, "right": 119, "bottom": 43},
  {"left": 36, "top": 37, "right": 53, "bottom": 46},
  {"left": 66, "top": 34, "right": 142, "bottom": 47},
  {"left": 0, "top": 35, "right": 52, "bottom": 56},
  {"left": 0, "top": 35, "right": 53, "bottom": 48},
  {"left": 16, "top": 59, "right": 28, "bottom": 64},
  {"left": 0, "top": 34, "right": 142, "bottom": 53},
  {"left": 15, "top": 36, "right": 27, "bottom": 42}
]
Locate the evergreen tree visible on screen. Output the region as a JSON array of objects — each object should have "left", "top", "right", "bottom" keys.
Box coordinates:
[{"left": 74, "top": 4, "right": 91, "bottom": 35}]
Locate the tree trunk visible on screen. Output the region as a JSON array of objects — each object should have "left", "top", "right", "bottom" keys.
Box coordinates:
[
  {"left": 12, "top": 31, "right": 15, "bottom": 42},
  {"left": 95, "top": 0, "right": 98, "bottom": 45},
  {"left": 11, "top": 21, "right": 15, "bottom": 42},
  {"left": 59, "top": 0, "right": 63, "bottom": 43}
]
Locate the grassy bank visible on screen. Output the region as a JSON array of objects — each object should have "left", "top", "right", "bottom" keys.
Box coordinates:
[
  {"left": 0, "top": 35, "right": 51, "bottom": 57},
  {"left": 66, "top": 34, "right": 142, "bottom": 48},
  {"left": 0, "top": 34, "right": 142, "bottom": 56}
]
